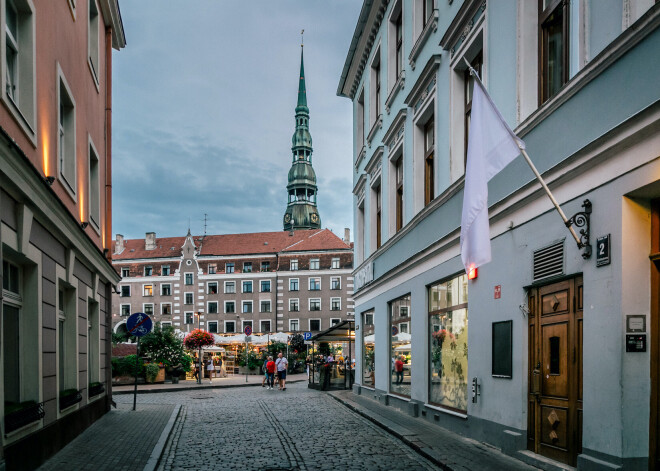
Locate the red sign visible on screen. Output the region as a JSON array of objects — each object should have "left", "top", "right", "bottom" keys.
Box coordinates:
[{"left": 494, "top": 285, "right": 501, "bottom": 299}]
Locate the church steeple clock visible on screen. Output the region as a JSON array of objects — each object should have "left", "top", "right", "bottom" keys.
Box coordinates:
[{"left": 283, "top": 37, "right": 321, "bottom": 231}]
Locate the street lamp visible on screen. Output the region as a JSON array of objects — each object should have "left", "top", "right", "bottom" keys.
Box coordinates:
[{"left": 194, "top": 312, "right": 202, "bottom": 384}]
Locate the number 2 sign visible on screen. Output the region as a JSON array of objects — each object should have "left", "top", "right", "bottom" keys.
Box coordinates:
[{"left": 596, "top": 234, "right": 610, "bottom": 267}]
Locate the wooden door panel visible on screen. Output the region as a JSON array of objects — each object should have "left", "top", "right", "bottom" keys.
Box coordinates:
[
  {"left": 541, "top": 322, "right": 569, "bottom": 398},
  {"left": 578, "top": 318, "right": 583, "bottom": 402},
  {"left": 541, "top": 289, "right": 570, "bottom": 316},
  {"left": 540, "top": 405, "right": 569, "bottom": 449}
]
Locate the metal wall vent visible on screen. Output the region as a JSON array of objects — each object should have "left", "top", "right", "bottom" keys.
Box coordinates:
[{"left": 533, "top": 240, "right": 564, "bottom": 282}]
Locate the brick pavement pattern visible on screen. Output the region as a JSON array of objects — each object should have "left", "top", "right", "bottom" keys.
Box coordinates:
[
  {"left": 38, "top": 403, "right": 175, "bottom": 471},
  {"left": 114, "top": 383, "right": 440, "bottom": 471}
]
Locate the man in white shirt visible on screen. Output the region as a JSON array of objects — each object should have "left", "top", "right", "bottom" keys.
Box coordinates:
[{"left": 275, "top": 352, "right": 288, "bottom": 390}]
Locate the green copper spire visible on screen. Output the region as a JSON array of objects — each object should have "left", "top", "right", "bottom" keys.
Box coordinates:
[{"left": 283, "top": 38, "right": 321, "bottom": 231}]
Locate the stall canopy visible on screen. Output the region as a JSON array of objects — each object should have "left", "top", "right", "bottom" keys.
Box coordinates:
[{"left": 310, "top": 320, "right": 355, "bottom": 342}]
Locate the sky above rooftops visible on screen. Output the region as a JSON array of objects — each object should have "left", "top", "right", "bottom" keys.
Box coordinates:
[{"left": 112, "top": 1, "right": 361, "bottom": 240}]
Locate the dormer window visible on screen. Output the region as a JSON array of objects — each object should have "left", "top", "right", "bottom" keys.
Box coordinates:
[{"left": 144, "top": 266, "right": 152, "bottom": 276}]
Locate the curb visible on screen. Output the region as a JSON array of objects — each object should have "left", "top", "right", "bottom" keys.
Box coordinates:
[
  {"left": 143, "top": 404, "right": 181, "bottom": 471},
  {"left": 327, "top": 393, "right": 452, "bottom": 471},
  {"left": 113, "top": 379, "right": 306, "bottom": 395}
]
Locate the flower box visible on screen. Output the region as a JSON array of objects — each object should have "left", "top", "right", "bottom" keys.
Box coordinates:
[
  {"left": 88, "top": 382, "right": 105, "bottom": 398},
  {"left": 59, "top": 389, "right": 82, "bottom": 410},
  {"left": 4, "top": 401, "right": 44, "bottom": 434}
]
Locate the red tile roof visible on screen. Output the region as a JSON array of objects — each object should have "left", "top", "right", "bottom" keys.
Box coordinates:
[
  {"left": 112, "top": 343, "right": 137, "bottom": 357},
  {"left": 112, "top": 229, "right": 351, "bottom": 261}
]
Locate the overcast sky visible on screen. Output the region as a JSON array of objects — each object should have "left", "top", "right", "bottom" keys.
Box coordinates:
[{"left": 112, "top": 1, "right": 361, "bottom": 241}]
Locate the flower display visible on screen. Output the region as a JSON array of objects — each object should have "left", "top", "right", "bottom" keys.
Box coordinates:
[
  {"left": 183, "top": 329, "right": 215, "bottom": 350},
  {"left": 431, "top": 329, "right": 455, "bottom": 344}
]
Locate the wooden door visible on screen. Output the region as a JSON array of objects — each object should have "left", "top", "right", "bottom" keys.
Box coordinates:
[
  {"left": 527, "top": 277, "right": 583, "bottom": 466},
  {"left": 649, "top": 200, "right": 660, "bottom": 470}
]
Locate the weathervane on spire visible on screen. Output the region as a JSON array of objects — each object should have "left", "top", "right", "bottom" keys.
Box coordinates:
[{"left": 301, "top": 29, "right": 304, "bottom": 48}]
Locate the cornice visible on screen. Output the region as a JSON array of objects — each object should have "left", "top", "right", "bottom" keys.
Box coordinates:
[
  {"left": 382, "top": 108, "right": 407, "bottom": 148},
  {"left": 366, "top": 114, "right": 383, "bottom": 146},
  {"left": 354, "top": 145, "right": 367, "bottom": 171},
  {"left": 439, "top": 0, "right": 486, "bottom": 51},
  {"left": 404, "top": 54, "right": 441, "bottom": 115},
  {"left": 409, "top": 10, "right": 439, "bottom": 70},
  {"left": 385, "top": 71, "right": 406, "bottom": 114},
  {"left": 99, "top": 0, "right": 126, "bottom": 49}
]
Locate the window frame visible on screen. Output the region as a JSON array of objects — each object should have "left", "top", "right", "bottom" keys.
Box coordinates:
[
  {"left": 207, "top": 281, "right": 218, "bottom": 295},
  {"left": 242, "top": 280, "right": 253, "bottom": 293},
  {"left": 161, "top": 303, "right": 172, "bottom": 315},
  {"left": 207, "top": 321, "right": 218, "bottom": 334},
  {"left": 290, "top": 259, "right": 299, "bottom": 271},
  {"left": 260, "top": 300, "right": 271, "bottom": 313},
  {"left": 184, "top": 312, "right": 193, "bottom": 325},
  {"left": 121, "top": 267, "right": 129, "bottom": 277},
  {"left": 161, "top": 283, "right": 171, "bottom": 296},
  {"left": 308, "top": 277, "right": 321, "bottom": 291},
  {"left": 144, "top": 265, "right": 153, "bottom": 276},
  {"left": 242, "top": 300, "right": 253, "bottom": 314},
  {"left": 289, "top": 319, "right": 300, "bottom": 331},
  {"left": 142, "top": 284, "right": 153, "bottom": 297},
  {"left": 224, "top": 320, "right": 236, "bottom": 333},
  {"left": 309, "top": 318, "right": 321, "bottom": 331},
  {"left": 260, "top": 320, "right": 272, "bottom": 333},
  {"left": 309, "top": 259, "right": 320, "bottom": 270},
  {"left": 225, "top": 262, "right": 235, "bottom": 273},
  {"left": 243, "top": 262, "right": 252, "bottom": 273},
  {"left": 331, "top": 258, "right": 340, "bottom": 269},
  {"left": 120, "top": 285, "right": 130, "bottom": 297},
  {"left": 538, "top": 0, "right": 570, "bottom": 105},
  {"left": 289, "top": 298, "right": 300, "bottom": 312},
  {"left": 309, "top": 298, "right": 321, "bottom": 311},
  {"left": 224, "top": 281, "right": 236, "bottom": 294},
  {"left": 207, "top": 301, "right": 218, "bottom": 314},
  {"left": 184, "top": 292, "right": 194, "bottom": 305},
  {"left": 162, "top": 265, "right": 170, "bottom": 276},
  {"left": 120, "top": 304, "right": 130, "bottom": 316},
  {"left": 423, "top": 118, "right": 435, "bottom": 205},
  {"left": 289, "top": 278, "right": 299, "bottom": 291},
  {"left": 260, "top": 280, "right": 271, "bottom": 293},
  {"left": 87, "top": 136, "right": 101, "bottom": 232},
  {"left": 184, "top": 273, "right": 193, "bottom": 285},
  {"left": 87, "top": 0, "right": 100, "bottom": 86},
  {"left": 57, "top": 65, "right": 77, "bottom": 198},
  {"left": 143, "top": 303, "right": 154, "bottom": 316},
  {"left": 331, "top": 297, "right": 341, "bottom": 311},
  {"left": 224, "top": 300, "right": 236, "bottom": 314},
  {"left": 331, "top": 276, "right": 341, "bottom": 290}
]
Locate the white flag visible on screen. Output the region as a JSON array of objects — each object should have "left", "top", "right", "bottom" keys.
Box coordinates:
[{"left": 460, "top": 75, "right": 524, "bottom": 274}]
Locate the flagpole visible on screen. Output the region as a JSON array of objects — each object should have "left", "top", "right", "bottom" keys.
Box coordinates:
[{"left": 463, "top": 58, "right": 584, "bottom": 249}]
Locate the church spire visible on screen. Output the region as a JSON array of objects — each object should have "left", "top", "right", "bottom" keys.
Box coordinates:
[{"left": 283, "top": 36, "right": 321, "bottom": 231}]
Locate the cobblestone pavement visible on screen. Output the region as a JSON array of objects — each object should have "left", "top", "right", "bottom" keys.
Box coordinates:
[
  {"left": 114, "top": 383, "right": 440, "bottom": 471},
  {"left": 38, "top": 402, "right": 175, "bottom": 471}
]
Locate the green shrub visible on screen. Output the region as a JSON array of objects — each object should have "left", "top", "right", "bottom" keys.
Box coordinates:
[
  {"left": 145, "top": 363, "right": 160, "bottom": 382},
  {"left": 111, "top": 355, "right": 144, "bottom": 377}
]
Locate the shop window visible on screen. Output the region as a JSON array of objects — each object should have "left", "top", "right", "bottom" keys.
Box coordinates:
[
  {"left": 428, "top": 273, "right": 469, "bottom": 411},
  {"left": 390, "top": 294, "right": 411, "bottom": 397}
]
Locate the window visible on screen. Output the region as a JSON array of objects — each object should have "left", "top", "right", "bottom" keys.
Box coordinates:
[
  {"left": 388, "top": 1, "right": 403, "bottom": 90},
  {"left": 310, "top": 259, "right": 320, "bottom": 270},
  {"left": 428, "top": 274, "right": 468, "bottom": 411},
  {"left": 399, "top": 322, "right": 409, "bottom": 333},
  {"left": 144, "top": 266, "right": 153, "bottom": 276},
  {"left": 207, "top": 321, "right": 218, "bottom": 334},
  {"left": 310, "top": 299, "right": 321, "bottom": 311},
  {"left": 184, "top": 292, "right": 193, "bottom": 305},
  {"left": 539, "top": 0, "right": 569, "bottom": 104},
  {"left": 161, "top": 284, "right": 171, "bottom": 296},
  {"left": 370, "top": 49, "right": 381, "bottom": 128},
  {"left": 365, "top": 312, "right": 374, "bottom": 325},
  {"left": 225, "top": 281, "right": 236, "bottom": 294},
  {"left": 144, "top": 304, "right": 154, "bottom": 316},
  {"left": 309, "top": 319, "right": 321, "bottom": 331},
  {"left": 58, "top": 71, "right": 76, "bottom": 194},
  {"left": 423, "top": 0, "right": 436, "bottom": 26},
  {"left": 331, "top": 258, "right": 340, "bottom": 269},
  {"left": 88, "top": 0, "right": 99, "bottom": 82},
  {"left": 88, "top": 140, "right": 100, "bottom": 229},
  {"left": 207, "top": 282, "right": 218, "bottom": 295},
  {"left": 260, "top": 320, "right": 271, "bottom": 333},
  {"left": 185, "top": 273, "right": 193, "bottom": 285},
  {"left": 161, "top": 303, "right": 172, "bottom": 315},
  {"left": 225, "top": 301, "right": 235, "bottom": 314},
  {"left": 160, "top": 321, "right": 172, "bottom": 328},
  {"left": 260, "top": 280, "right": 271, "bottom": 292},
  {"left": 395, "top": 156, "right": 404, "bottom": 231},
  {"left": 120, "top": 304, "right": 130, "bottom": 316},
  {"left": 289, "top": 319, "right": 300, "bottom": 331},
  {"left": 58, "top": 285, "right": 77, "bottom": 394},
  {"left": 289, "top": 278, "right": 299, "bottom": 291},
  {"left": 309, "top": 278, "right": 321, "bottom": 291},
  {"left": 390, "top": 294, "right": 411, "bottom": 397},
  {"left": 242, "top": 320, "right": 253, "bottom": 332},
  {"left": 290, "top": 259, "right": 298, "bottom": 271},
  {"left": 261, "top": 261, "right": 270, "bottom": 272},
  {"left": 225, "top": 321, "right": 236, "bottom": 333},
  {"left": 375, "top": 184, "right": 382, "bottom": 248},
  {"left": 208, "top": 263, "right": 217, "bottom": 274},
  {"left": 243, "top": 262, "right": 252, "bottom": 273},
  {"left": 356, "top": 90, "right": 365, "bottom": 152},
  {"left": 121, "top": 267, "right": 129, "bottom": 277},
  {"left": 225, "top": 262, "right": 235, "bottom": 273},
  {"left": 424, "top": 119, "right": 434, "bottom": 205},
  {"left": 331, "top": 298, "right": 341, "bottom": 311},
  {"left": 3, "top": 0, "right": 36, "bottom": 133},
  {"left": 260, "top": 300, "right": 271, "bottom": 313},
  {"left": 331, "top": 277, "right": 341, "bottom": 290},
  {"left": 395, "top": 12, "right": 403, "bottom": 77},
  {"left": 208, "top": 301, "right": 218, "bottom": 314},
  {"left": 242, "top": 301, "right": 253, "bottom": 313},
  {"left": 184, "top": 312, "right": 193, "bottom": 324},
  {"left": 120, "top": 285, "right": 130, "bottom": 297},
  {"left": 289, "top": 299, "right": 299, "bottom": 312},
  {"left": 162, "top": 265, "right": 170, "bottom": 276},
  {"left": 2, "top": 260, "right": 23, "bottom": 407},
  {"left": 242, "top": 281, "right": 253, "bottom": 293},
  {"left": 331, "top": 318, "right": 341, "bottom": 326},
  {"left": 464, "top": 52, "right": 483, "bottom": 166},
  {"left": 143, "top": 284, "right": 153, "bottom": 297}
]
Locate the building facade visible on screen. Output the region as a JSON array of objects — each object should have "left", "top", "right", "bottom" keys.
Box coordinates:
[
  {"left": 339, "top": 0, "right": 660, "bottom": 469},
  {"left": 0, "top": 1, "right": 125, "bottom": 469},
  {"left": 112, "top": 229, "right": 354, "bottom": 336}
]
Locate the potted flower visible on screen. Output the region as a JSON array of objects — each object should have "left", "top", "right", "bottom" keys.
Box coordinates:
[{"left": 183, "top": 329, "right": 215, "bottom": 350}]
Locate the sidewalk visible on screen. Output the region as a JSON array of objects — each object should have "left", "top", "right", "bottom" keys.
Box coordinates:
[
  {"left": 112, "top": 373, "right": 308, "bottom": 394},
  {"left": 328, "top": 389, "right": 541, "bottom": 471}
]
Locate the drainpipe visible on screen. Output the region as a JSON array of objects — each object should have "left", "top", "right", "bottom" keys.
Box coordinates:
[{"left": 104, "top": 27, "right": 113, "bottom": 261}]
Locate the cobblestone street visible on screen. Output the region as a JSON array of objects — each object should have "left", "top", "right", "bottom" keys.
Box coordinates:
[{"left": 114, "top": 383, "right": 439, "bottom": 471}]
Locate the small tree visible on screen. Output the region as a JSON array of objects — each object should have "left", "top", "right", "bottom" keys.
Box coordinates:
[
  {"left": 290, "top": 333, "right": 305, "bottom": 357},
  {"left": 140, "top": 324, "right": 191, "bottom": 371}
]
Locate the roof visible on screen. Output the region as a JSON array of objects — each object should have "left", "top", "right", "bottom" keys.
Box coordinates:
[
  {"left": 112, "top": 229, "right": 351, "bottom": 261},
  {"left": 311, "top": 320, "right": 355, "bottom": 342}
]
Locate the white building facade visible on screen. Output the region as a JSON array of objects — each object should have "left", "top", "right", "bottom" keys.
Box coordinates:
[{"left": 339, "top": 1, "right": 660, "bottom": 469}]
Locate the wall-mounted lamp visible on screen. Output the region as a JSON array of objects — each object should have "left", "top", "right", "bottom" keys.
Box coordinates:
[
  {"left": 45, "top": 176, "right": 55, "bottom": 185},
  {"left": 81, "top": 222, "right": 89, "bottom": 229},
  {"left": 103, "top": 248, "right": 109, "bottom": 256}
]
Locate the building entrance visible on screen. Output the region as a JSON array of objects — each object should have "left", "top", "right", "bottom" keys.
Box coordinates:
[
  {"left": 649, "top": 201, "right": 660, "bottom": 469},
  {"left": 527, "top": 276, "right": 583, "bottom": 466}
]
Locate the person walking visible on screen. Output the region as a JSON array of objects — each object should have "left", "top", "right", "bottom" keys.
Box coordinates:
[
  {"left": 262, "top": 356, "right": 269, "bottom": 387},
  {"left": 394, "top": 355, "right": 404, "bottom": 385},
  {"left": 206, "top": 358, "right": 214, "bottom": 384},
  {"left": 265, "top": 356, "right": 276, "bottom": 389},
  {"left": 275, "top": 352, "right": 288, "bottom": 390}
]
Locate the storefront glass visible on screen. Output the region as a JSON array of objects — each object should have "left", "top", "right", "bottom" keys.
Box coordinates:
[
  {"left": 362, "top": 310, "right": 375, "bottom": 388},
  {"left": 390, "top": 294, "right": 411, "bottom": 397},
  {"left": 428, "top": 274, "right": 468, "bottom": 410}
]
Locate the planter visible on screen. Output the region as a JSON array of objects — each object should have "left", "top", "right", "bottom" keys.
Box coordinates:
[
  {"left": 59, "top": 390, "right": 82, "bottom": 411},
  {"left": 89, "top": 383, "right": 105, "bottom": 398},
  {"left": 155, "top": 366, "right": 166, "bottom": 383},
  {"left": 4, "top": 402, "right": 45, "bottom": 434}
]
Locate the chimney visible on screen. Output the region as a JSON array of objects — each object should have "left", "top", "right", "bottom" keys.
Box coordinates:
[
  {"left": 343, "top": 228, "right": 351, "bottom": 243},
  {"left": 114, "top": 234, "right": 124, "bottom": 254},
  {"left": 145, "top": 232, "right": 157, "bottom": 250}
]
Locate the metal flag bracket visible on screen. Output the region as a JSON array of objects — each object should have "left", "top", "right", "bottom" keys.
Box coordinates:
[{"left": 565, "top": 199, "right": 592, "bottom": 259}]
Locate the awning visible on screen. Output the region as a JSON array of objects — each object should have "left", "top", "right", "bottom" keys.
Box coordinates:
[{"left": 310, "top": 320, "right": 355, "bottom": 342}]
